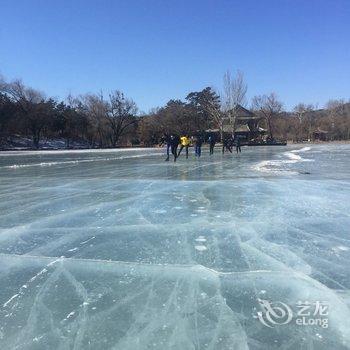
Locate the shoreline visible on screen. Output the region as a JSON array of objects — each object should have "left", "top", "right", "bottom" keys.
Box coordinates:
[{"left": 1, "top": 140, "right": 350, "bottom": 153}]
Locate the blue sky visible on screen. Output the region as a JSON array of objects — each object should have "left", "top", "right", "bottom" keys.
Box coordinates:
[{"left": 1, "top": 0, "right": 349, "bottom": 112}]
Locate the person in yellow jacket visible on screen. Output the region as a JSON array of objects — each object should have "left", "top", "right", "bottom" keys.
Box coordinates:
[{"left": 177, "top": 135, "right": 190, "bottom": 159}]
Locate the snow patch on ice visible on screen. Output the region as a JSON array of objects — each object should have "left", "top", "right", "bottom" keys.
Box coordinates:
[
  {"left": 291, "top": 146, "right": 311, "bottom": 153},
  {"left": 154, "top": 209, "right": 167, "bottom": 214},
  {"left": 195, "top": 245, "right": 208, "bottom": 251},
  {"left": 252, "top": 147, "right": 312, "bottom": 174},
  {"left": 333, "top": 246, "right": 349, "bottom": 252},
  {"left": 65, "top": 311, "right": 75, "bottom": 319}
]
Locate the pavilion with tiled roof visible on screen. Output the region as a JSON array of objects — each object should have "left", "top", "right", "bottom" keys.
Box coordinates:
[{"left": 222, "top": 105, "right": 267, "bottom": 141}]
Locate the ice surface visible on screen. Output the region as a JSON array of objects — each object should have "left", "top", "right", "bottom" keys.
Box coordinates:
[{"left": 0, "top": 145, "right": 350, "bottom": 349}]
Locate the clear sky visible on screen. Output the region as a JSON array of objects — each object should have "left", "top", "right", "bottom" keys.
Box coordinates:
[{"left": 1, "top": 0, "right": 349, "bottom": 112}]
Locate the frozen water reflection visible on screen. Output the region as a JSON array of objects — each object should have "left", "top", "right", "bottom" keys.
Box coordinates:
[{"left": 0, "top": 145, "right": 350, "bottom": 349}]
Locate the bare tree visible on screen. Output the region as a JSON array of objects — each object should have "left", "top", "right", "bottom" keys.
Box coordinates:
[
  {"left": 326, "top": 99, "right": 346, "bottom": 122},
  {"left": 81, "top": 93, "right": 109, "bottom": 147},
  {"left": 251, "top": 93, "right": 283, "bottom": 140},
  {"left": 222, "top": 70, "right": 247, "bottom": 111},
  {"left": 0, "top": 78, "right": 51, "bottom": 148},
  {"left": 325, "top": 99, "right": 346, "bottom": 140},
  {"left": 293, "top": 103, "right": 315, "bottom": 141},
  {"left": 0, "top": 93, "right": 16, "bottom": 140},
  {"left": 222, "top": 70, "right": 248, "bottom": 137},
  {"left": 1, "top": 79, "right": 45, "bottom": 104},
  {"left": 326, "top": 99, "right": 345, "bottom": 112},
  {"left": 106, "top": 90, "right": 138, "bottom": 147},
  {"left": 222, "top": 71, "right": 233, "bottom": 112}
]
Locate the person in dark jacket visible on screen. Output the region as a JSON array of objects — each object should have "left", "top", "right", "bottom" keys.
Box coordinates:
[
  {"left": 160, "top": 133, "right": 172, "bottom": 161},
  {"left": 170, "top": 134, "right": 180, "bottom": 162},
  {"left": 208, "top": 134, "right": 216, "bottom": 155},
  {"left": 194, "top": 134, "right": 203, "bottom": 157},
  {"left": 236, "top": 137, "right": 242, "bottom": 153},
  {"left": 222, "top": 136, "right": 233, "bottom": 154}
]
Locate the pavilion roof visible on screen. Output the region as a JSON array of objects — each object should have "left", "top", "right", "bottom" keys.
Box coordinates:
[{"left": 227, "top": 104, "right": 263, "bottom": 120}]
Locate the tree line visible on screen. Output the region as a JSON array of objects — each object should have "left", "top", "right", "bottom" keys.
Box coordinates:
[{"left": 1, "top": 72, "right": 349, "bottom": 149}]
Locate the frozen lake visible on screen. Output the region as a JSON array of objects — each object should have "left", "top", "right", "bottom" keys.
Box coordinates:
[{"left": 0, "top": 144, "right": 350, "bottom": 349}]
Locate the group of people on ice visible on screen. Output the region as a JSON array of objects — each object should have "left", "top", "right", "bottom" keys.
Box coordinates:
[{"left": 160, "top": 133, "right": 242, "bottom": 162}]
